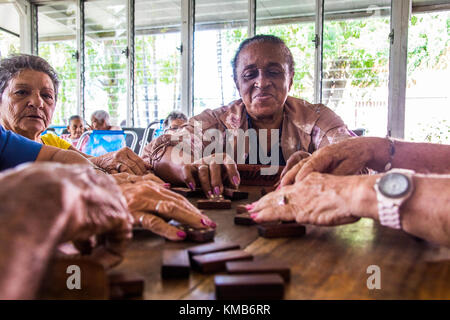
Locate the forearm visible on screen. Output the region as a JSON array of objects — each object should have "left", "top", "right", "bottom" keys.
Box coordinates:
[
  {"left": 391, "top": 140, "right": 450, "bottom": 174},
  {"left": 68, "top": 145, "right": 93, "bottom": 159},
  {"left": 0, "top": 201, "right": 68, "bottom": 299},
  {"left": 364, "top": 137, "right": 450, "bottom": 174},
  {"left": 36, "top": 145, "right": 93, "bottom": 167},
  {"left": 0, "top": 232, "right": 60, "bottom": 299},
  {"left": 353, "top": 174, "right": 450, "bottom": 247}
]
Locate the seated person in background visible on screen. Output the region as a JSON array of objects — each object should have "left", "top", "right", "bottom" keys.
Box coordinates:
[
  {"left": 0, "top": 54, "right": 147, "bottom": 175},
  {"left": 90, "top": 110, "right": 121, "bottom": 131},
  {"left": 60, "top": 115, "right": 85, "bottom": 146},
  {"left": 249, "top": 137, "right": 450, "bottom": 247},
  {"left": 143, "top": 35, "right": 354, "bottom": 198},
  {"left": 163, "top": 111, "right": 188, "bottom": 134}
]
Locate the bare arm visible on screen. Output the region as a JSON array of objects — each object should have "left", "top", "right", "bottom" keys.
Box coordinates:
[
  {"left": 389, "top": 140, "right": 450, "bottom": 174},
  {"left": 252, "top": 173, "right": 450, "bottom": 247},
  {"left": 35, "top": 144, "right": 93, "bottom": 166},
  {"left": 354, "top": 174, "right": 450, "bottom": 247},
  {"left": 0, "top": 163, "right": 133, "bottom": 299},
  {"left": 281, "top": 137, "right": 450, "bottom": 186},
  {"left": 68, "top": 144, "right": 92, "bottom": 158}
]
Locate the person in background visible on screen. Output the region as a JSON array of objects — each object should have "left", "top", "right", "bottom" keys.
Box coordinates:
[
  {"left": 90, "top": 110, "right": 121, "bottom": 131},
  {"left": 163, "top": 111, "right": 188, "bottom": 133},
  {"left": 249, "top": 137, "right": 450, "bottom": 247},
  {"left": 60, "top": 115, "right": 85, "bottom": 147}
]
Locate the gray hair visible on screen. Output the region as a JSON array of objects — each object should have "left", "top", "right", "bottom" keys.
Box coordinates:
[
  {"left": 0, "top": 54, "right": 59, "bottom": 102},
  {"left": 163, "top": 111, "right": 188, "bottom": 129},
  {"left": 91, "top": 110, "right": 111, "bottom": 125}
]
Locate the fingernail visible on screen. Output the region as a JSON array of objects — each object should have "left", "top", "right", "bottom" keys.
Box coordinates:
[
  {"left": 188, "top": 182, "right": 195, "bottom": 191},
  {"left": 245, "top": 204, "right": 255, "bottom": 210},
  {"left": 177, "top": 231, "right": 186, "bottom": 238},
  {"left": 232, "top": 176, "right": 239, "bottom": 185},
  {"left": 276, "top": 185, "right": 281, "bottom": 190},
  {"left": 207, "top": 190, "right": 214, "bottom": 199},
  {"left": 202, "top": 218, "right": 216, "bottom": 228},
  {"left": 163, "top": 183, "right": 171, "bottom": 189},
  {"left": 214, "top": 186, "right": 220, "bottom": 196},
  {"left": 250, "top": 213, "right": 258, "bottom": 219}
]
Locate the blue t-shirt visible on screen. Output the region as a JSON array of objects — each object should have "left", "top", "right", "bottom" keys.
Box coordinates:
[{"left": 0, "top": 125, "right": 43, "bottom": 171}]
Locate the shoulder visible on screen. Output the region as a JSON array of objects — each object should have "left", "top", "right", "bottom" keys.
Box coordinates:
[
  {"left": 0, "top": 125, "right": 42, "bottom": 171},
  {"left": 285, "top": 96, "right": 345, "bottom": 131},
  {"left": 41, "top": 133, "right": 72, "bottom": 150}
]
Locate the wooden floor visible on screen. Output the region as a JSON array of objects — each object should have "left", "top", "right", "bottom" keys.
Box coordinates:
[{"left": 113, "top": 186, "right": 450, "bottom": 300}]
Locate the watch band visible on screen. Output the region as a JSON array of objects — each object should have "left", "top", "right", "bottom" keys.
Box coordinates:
[
  {"left": 374, "top": 169, "right": 415, "bottom": 230},
  {"left": 375, "top": 194, "right": 402, "bottom": 229}
]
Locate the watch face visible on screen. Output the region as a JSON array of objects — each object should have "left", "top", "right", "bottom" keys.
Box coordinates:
[{"left": 379, "top": 173, "right": 411, "bottom": 198}]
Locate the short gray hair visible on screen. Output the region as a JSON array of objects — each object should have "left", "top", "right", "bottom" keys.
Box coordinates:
[
  {"left": 163, "top": 111, "right": 188, "bottom": 128},
  {"left": 0, "top": 54, "right": 59, "bottom": 102},
  {"left": 91, "top": 110, "right": 111, "bottom": 125}
]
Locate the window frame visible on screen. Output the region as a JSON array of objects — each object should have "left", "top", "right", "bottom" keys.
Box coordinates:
[{"left": 21, "top": 0, "right": 447, "bottom": 137}]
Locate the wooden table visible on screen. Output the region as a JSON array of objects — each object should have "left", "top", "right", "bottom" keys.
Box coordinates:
[{"left": 113, "top": 186, "right": 450, "bottom": 300}]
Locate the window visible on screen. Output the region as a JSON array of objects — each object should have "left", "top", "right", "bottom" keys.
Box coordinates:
[
  {"left": 134, "top": 0, "right": 182, "bottom": 127},
  {"left": 193, "top": 0, "right": 248, "bottom": 115},
  {"left": 0, "top": 2, "right": 20, "bottom": 58},
  {"left": 256, "top": 0, "right": 316, "bottom": 103},
  {"left": 37, "top": 1, "right": 78, "bottom": 126},
  {"left": 405, "top": 10, "right": 450, "bottom": 143},
  {"left": 323, "top": 0, "right": 391, "bottom": 136},
  {"left": 84, "top": 0, "right": 128, "bottom": 127},
  {"left": 0, "top": 29, "right": 20, "bottom": 59}
]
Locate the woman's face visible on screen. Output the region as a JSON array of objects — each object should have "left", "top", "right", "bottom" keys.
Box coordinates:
[
  {"left": 235, "top": 42, "right": 293, "bottom": 120},
  {"left": 0, "top": 69, "right": 56, "bottom": 140},
  {"left": 68, "top": 118, "right": 84, "bottom": 138}
]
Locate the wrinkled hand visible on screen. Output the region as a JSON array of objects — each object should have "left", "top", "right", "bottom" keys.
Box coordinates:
[
  {"left": 249, "top": 173, "right": 361, "bottom": 226},
  {"left": 280, "top": 137, "right": 386, "bottom": 187},
  {"left": 112, "top": 171, "right": 166, "bottom": 185},
  {"left": 0, "top": 163, "right": 134, "bottom": 268},
  {"left": 178, "top": 153, "right": 240, "bottom": 198},
  {"left": 90, "top": 147, "right": 149, "bottom": 175},
  {"left": 120, "top": 180, "right": 216, "bottom": 241},
  {"left": 280, "top": 150, "right": 311, "bottom": 181}
]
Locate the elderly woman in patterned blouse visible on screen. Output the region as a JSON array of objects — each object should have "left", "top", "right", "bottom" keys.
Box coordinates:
[{"left": 143, "top": 34, "right": 355, "bottom": 198}]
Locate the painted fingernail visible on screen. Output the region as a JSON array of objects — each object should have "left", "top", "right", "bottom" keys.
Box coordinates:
[
  {"left": 202, "top": 218, "right": 216, "bottom": 228},
  {"left": 214, "top": 186, "right": 220, "bottom": 196},
  {"left": 177, "top": 231, "right": 187, "bottom": 238},
  {"left": 250, "top": 213, "right": 258, "bottom": 219},
  {"left": 188, "top": 182, "right": 195, "bottom": 191},
  {"left": 245, "top": 204, "right": 255, "bottom": 210},
  {"left": 163, "top": 183, "right": 171, "bottom": 189},
  {"left": 232, "top": 176, "right": 240, "bottom": 185},
  {"left": 276, "top": 185, "right": 281, "bottom": 190}
]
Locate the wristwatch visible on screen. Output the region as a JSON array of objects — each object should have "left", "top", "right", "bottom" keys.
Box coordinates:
[{"left": 373, "top": 169, "right": 415, "bottom": 229}]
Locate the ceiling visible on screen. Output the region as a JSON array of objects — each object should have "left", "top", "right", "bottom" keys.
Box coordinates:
[{"left": 1, "top": 0, "right": 448, "bottom": 39}]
